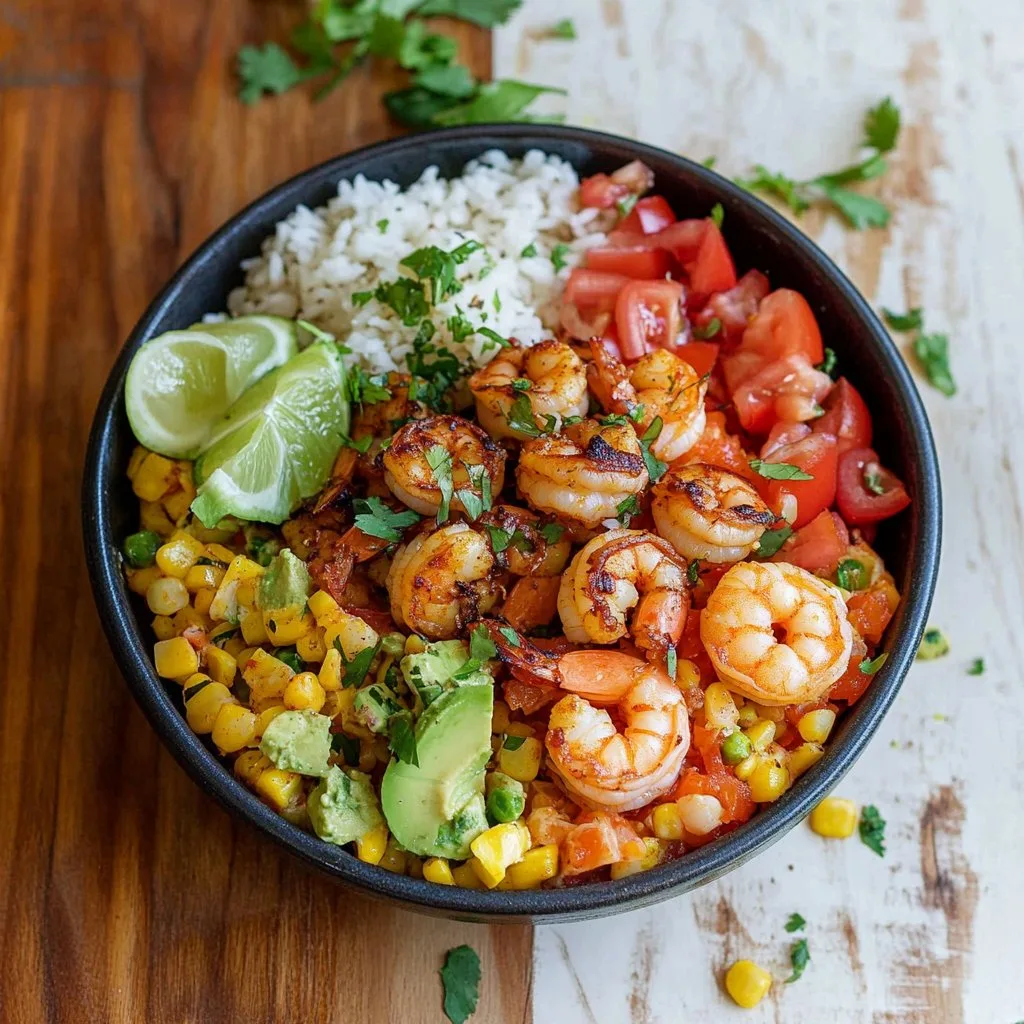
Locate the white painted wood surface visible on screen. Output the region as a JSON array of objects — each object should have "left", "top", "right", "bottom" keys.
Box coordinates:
[{"left": 496, "top": 2, "right": 1024, "bottom": 1021}]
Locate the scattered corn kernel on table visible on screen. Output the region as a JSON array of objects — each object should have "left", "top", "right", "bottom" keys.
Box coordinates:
[{"left": 1, "top": 0, "right": 1020, "bottom": 1021}]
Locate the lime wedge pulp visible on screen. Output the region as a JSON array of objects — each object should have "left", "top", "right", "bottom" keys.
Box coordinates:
[
  {"left": 124, "top": 315, "right": 298, "bottom": 458},
  {"left": 191, "top": 341, "right": 350, "bottom": 527}
]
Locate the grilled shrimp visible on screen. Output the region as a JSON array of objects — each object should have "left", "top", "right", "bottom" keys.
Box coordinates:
[
  {"left": 588, "top": 342, "right": 708, "bottom": 462},
  {"left": 386, "top": 522, "right": 504, "bottom": 639},
  {"left": 381, "top": 415, "right": 506, "bottom": 518},
  {"left": 351, "top": 371, "right": 428, "bottom": 441},
  {"left": 468, "top": 339, "right": 589, "bottom": 441},
  {"left": 700, "top": 561, "right": 853, "bottom": 705},
  {"left": 557, "top": 529, "right": 689, "bottom": 656},
  {"left": 652, "top": 463, "right": 776, "bottom": 563},
  {"left": 478, "top": 504, "right": 572, "bottom": 576},
  {"left": 546, "top": 651, "right": 690, "bottom": 812},
  {"left": 516, "top": 419, "right": 649, "bottom": 529}
]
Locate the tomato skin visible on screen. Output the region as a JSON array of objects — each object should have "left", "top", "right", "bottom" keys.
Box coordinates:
[
  {"left": 771, "top": 510, "right": 849, "bottom": 574},
  {"left": 846, "top": 578, "right": 900, "bottom": 643},
  {"left": 693, "top": 269, "right": 770, "bottom": 343},
  {"left": 564, "top": 269, "right": 630, "bottom": 313},
  {"left": 579, "top": 173, "right": 630, "bottom": 209},
  {"left": 648, "top": 218, "right": 707, "bottom": 263},
  {"left": 675, "top": 725, "right": 755, "bottom": 824},
  {"left": 677, "top": 411, "right": 758, "bottom": 482},
  {"left": 836, "top": 447, "right": 912, "bottom": 525},
  {"left": 813, "top": 377, "right": 873, "bottom": 454},
  {"left": 761, "top": 432, "right": 838, "bottom": 528},
  {"left": 615, "top": 279, "right": 684, "bottom": 360},
  {"left": 585, "top": 246, "right": 672, "bottom": 279},
  {"left": 743, "top": 288, "right": 824, "bottom": 365},
  {"left": 688, "top": 222, "right": 737, "bottom": 296},
  {"left": 619, "top": 195, "right": 676, "bottom": 234},
  {"left": 760, "top": 421, "right": 811, "bottom": 459},
  {"left": 674, "top": 341, "right": 719, "bottom": 378},
  {"left": 829, "top": 636, "right": 872, "bottom": 703},
  {"left": 732, "top": 354, "right": 832, "bottom": 435}
]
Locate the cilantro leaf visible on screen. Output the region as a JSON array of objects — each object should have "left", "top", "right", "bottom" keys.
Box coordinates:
[
  {"left": 687, "top": 560, "right": 700, "bottom": 585},
  {"left": 858, "top": 804, "right": 886, "bottom": 857},
  {"left": 785, "top": 912, "right": 806, "bottom": 933},
  {"left": 816, "top": 347, "right": 838, "bottom": 376},
  {"left": 639, "top": 416, "right": 668, "bottom": 483},
  {"left": 882, "top": 307, "right": 924, "bottom": 332},
  {"left": 967, "top": 657, "right": 985, "bottom": 676},
  {"left": 417, "top": 0, "right": 522, "bottom": 28},
  {"left": 819, "top": 183, "right": 891, "bottom": 229},
  {"left": 238, "top": 44, "right": 307, "bottom": 104},
  {"left": 316, "top": 0, "right": 378, "bottom": 42},
  {"left": 786, "top": 938, "right": 810, "bottom": 983},
  {"left": 426, "top": 444, "right": 454, "bottom": 524},
  {"left": 336, "top": 637, "right": 381, "bottom": 689},
  {"left": 484, "top": 525, "right": 511, "bottom": 553},
  {"left": 710, "top": 202, "right": 724, "bottom": 229},
  {"left": 384, "top": 85, "right": 463, "bottom": 127},
  {"left": 502, "top": 734, "right": 526, "bottom": 751},
  {"left": 469, "top": 623, "right": 497, "bottom": 664},
  {"left": 506, "top": 393, "right": 549, "bottom": 437},
  {"left": 546, "top": 17, "right": 577, "bottom": 40},
  {"left": 616, "top": 494, "right": 640, "bottom": 525},
  {"left": 749, "top": 459, "right": 814, "bottom": 481},
  {"left": 914, "top": 332, "right": 956, "bottom": 396},
  {"left": 736, "top": 165, "right": 810, "bottom": 215},
  {"left": 550, "top": 243, "right": 571, "bottom": 271},
  {"left": 432, "top": 80, "right": 566, "bottom": 126},
  {"left": 387, "top": 709, "right": 419, "bottom": 766},
  {"left": 520, "top": 242, "right": 537, "bottom": 258},
  {"left": 341, "top": 432, "right": 373, "bottom": 455},
  {"left": 498, "top": 626, "right": 520, "bottom": 647},
  {"left": 863, "top": 96, "right": 901, "bottom": 154},
  {"left": 539, "top": 522, "right": 564, "bottom": 545},
  {"left": 346, "top": 367, "right": 392, "bottom": 406},
  {"left": 753, "top": 524, "right": 793, "bottom": 558},
  {"left": 692, "top": 317, "right": 721, "bottom": 340},
  {"left": 666, "top": 647, "right": 677, "bottom": 680},
  {"left": 331, "top": 731, "right": 360, "bottom": 766},
  {"left": 374, "top": 277, "right": 430, "bottom": 325},
  {"left": 859, "top": 652, "right": 888, "bottom": 674},
  {"left": 353, "top": 496, "right": 421, "bottom": 542}
]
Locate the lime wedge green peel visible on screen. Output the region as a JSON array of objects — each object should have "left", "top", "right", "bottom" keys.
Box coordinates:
[
  {"left": 191, "top": 341, "right": 349, "bottom": 527},
  {"left": 124, "top": 315, "right": 298, "bottom": 458}
]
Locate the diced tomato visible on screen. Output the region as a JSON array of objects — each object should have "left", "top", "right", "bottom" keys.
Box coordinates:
[
  {"left": 585, "top": 246, "right": 672, "bottom": 279},
  {"left": 561, "top": 812, "right": 645, "bottom": 875},
  {"left": 564, "top": 269, "right": 630, "bottom": 314},
  {"left": 504, "top": 675, "right": 560, "bottom": 716},
  {"left": 732, "top": 354, "right": 833, "bottom": 435},
  {"left": 693, "top": 269, "right": 770, "bottom": 343},
  {"left": 611, "top": 160, "right": 656, "bottom": 193},
  {"left": 648, "top": 219, "right": 708, "bottom": 263},
  {"left": 743, "top": 288, "right": 825, "bottom": 366},
  {"left": 784, "top": 698, "right": 837, "bottom": 729},
  {"left": 674, "top": 341, "right": 719, "bottom": 378},
  {"left": 813, "top": 378, "right": 872, "bottom": 454},
  {"left": 846, "top": 578, "right": 900, "bottom": 644},
  {"left": 619, "top": 195, "right": 676, "bottom": 234},
  {"left": 772, "top": 510, "right": 849, "bottom": 575},
  {"left": 675, "top": 738, "right": 755, "bottom": 824},
  {"left": 677, "top": 411, "right": 758, "bottom": 482},
  {"left": 760, "top": 421, "right": 811, "bottom": 459},
  {"left": 615, "top": 279, "right": 684, "bottom": 360},
  {"left": 836, "top": 447, "right": 911, "bottom": 525},
  {"left": 579, "top": 174, "right": 631, "bottom": 210},
  {"left": 688, "top": 222, "right": 737, "bottom": 296},
  {"left": 677, "top": 609, "right": 716, "bottom": 678},
  {"left": 829, "top": 636, "right": 872, "bottom": 703},
  {"left": 760, "top": 432, "right": 838, "bottom": 528}
]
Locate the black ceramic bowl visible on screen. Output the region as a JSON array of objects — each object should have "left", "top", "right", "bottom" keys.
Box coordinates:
[{"left": 83, "top": 125, "right": 940, "bottom": 923}]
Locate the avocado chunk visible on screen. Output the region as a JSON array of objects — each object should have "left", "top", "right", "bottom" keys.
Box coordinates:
[
  {"left": 257, "top": 548, "right": 310, "bottom": 612},
  {"left": 353, "top": 682, "right": 403, "bottom": 734},
  {"left": 259, "top": 709, "right": 331, "bottom": 776},
  {"left": 401, "top": 638, "right": 491, "bottom": 710},
  {"left": 308, "top": 766, "right": 383, "bottom": 845},
  {"left": 380, "top": 682, "right": 493, "bottom": 859}
]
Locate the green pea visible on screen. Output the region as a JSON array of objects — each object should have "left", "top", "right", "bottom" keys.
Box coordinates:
[
  {"left": 836, "top": 558, "right": 868, "bottom": 591},
  {"left": 276, "top": 648, "right": 303, "bottom": 673},
  {"left": 381, "top": 632, "right": 406, "bottom": 657},
  {"left": 123, "top": 530, "right": 161, "bottom": 569},
  {"left": 486, "top": 786, "right": 525, "bottom": 824},
  {"left": 721, "top": 731, "right": 753, "bottom": 766}
]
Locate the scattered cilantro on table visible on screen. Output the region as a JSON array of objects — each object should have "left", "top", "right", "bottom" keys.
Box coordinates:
[
  {"left": 883, "top": 307, "right": 956, "bottom": 397},
  {"left": 785, "top": 938, "right": 810, "bottom": 983},
  {"left": 858, "top": 804, "right": 886, "bottom": 857}
]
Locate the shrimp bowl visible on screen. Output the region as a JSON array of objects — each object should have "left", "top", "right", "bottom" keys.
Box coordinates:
[{"left": 83, "top": 125, "right": 940, "bottom": 922}]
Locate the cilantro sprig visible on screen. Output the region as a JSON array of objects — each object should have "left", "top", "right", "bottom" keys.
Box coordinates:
[
  {"left": 858, "top": 804, "right": 886, "bottom": 857},
  {"left": 883, "top": 307, "right": 956, "bottom": 397},
  {"left": 353, "top": 496, "right": 421, "bottom": 542},
  {"left": 749, "top": 459, "right": 814, "bottom": 481},
  {"left": 737, "top": 97, "right": 900, "bottom": 229}
]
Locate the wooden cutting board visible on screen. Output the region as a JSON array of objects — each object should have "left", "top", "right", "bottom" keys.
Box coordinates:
[{"left": 0, "top": 3, "right": 530, "bottom": 1022}]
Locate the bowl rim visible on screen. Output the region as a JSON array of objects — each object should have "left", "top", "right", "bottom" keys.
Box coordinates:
[{"left": 82, "top": 123, "right": 941, "bottom": 922}]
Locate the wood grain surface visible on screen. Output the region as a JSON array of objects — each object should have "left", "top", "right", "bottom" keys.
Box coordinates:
[
  {"left": 496, "top": 1, "right": 1024, "bottom": 1021},
  {"left": 0, "top": 4, "right": 531, "bottom": 1023}
]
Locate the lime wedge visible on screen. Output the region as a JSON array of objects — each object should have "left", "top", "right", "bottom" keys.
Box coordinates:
[
  {"left": 191, "top": 342, "right": 349, "bottom": 527},
  {"left": 124, "top": 315, "right": 298, "bottom": 458}
]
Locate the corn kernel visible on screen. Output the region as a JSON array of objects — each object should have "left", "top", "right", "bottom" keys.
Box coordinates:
[
  {"left": 318, "top": 647, "right": 342, "bottom": 692},
  {"left": 675, "top": 657, "right": 701, "bottom": 689},
  {"left": 734, "top": 753, "right": 759, "bottom": 781},
  {"left": 283, "top": 672, "right": 326, "bottom": 712},
  {"left": 321, "top": 611, "right": 379, "bottom": 661},
  {"left": 743, "top": 718, "right": 777, "bottom": 753},
  {"left": 264, "top": 609, "right": 314, "bottom": 646},
  {"left": 297, "top": 629, "right": 327, "bottom": 664},
  {"left": 239, "top": 606, "right": 268, "bottom": 646},
  {"left": 725, "top": 960, "right": 772, "bottom": 1009},
  {"left": 652, "top": 802, "right": 685, "bottom": 841},
  {"left": 204, "top": 543, "right": 237, "bottom": 564},
  {"left": 404, "top": 633, "right": 427, "bottom": 656},
  {"left": 751, "top": 702, "right": 786, "bottom": 723},
  {"left": 193, "top": 587, "right": 217, "bottom": 616},
  {"left": 788, "top": 742, "right": 826, "bottom": 779},
  {"left": 501, "top": 845, "right": 559, "bottom": 890},
  {"left": 504, "top": 722, "right": 535, "bottom": 738},
  {"left": 172, "top": 606, "right": 209, "bottom": 635},
  {"left": 139, "top": 500, "right": 176, "bottom": 537},
  {"left": 242, "top": 649, "right": 295, "bottom": 704},
  {"left": 146, "top": 577, "right": 189, "bottom": 616},
  {"left": 470, "top": 822, "right": 531, "bottom": 888},
  {"left": 201, "top": 647, "right": 234, "bottom": 690},
  {"left": 184, "top": 681, "right": 235, "bottom": 734},
  {"left": 356, "top": 824, "right": 388, "bottom": 865},
  {"left": 798, "top": 708, "right": 837, "bottom": 744},
  {"left": 184, "top": 563, "right": 225, "bottom": 593},
  {"left": 254, "top": 768, "right": 302, "bottom": 811},
  {"left": 234, "top": 750, "right": 270, "bottom": 785},
  {"left": 499, "top": 736, "right": 543, "bottom": 783},
  {"left": 132, "top": 452, "right": 177, "bottom": 501},
  {"left": 306, "top": 589, "right": 338, "bottom": 618},
  {"left": 212, "top": 703, "right": 258, "bottom": 753},
  {"left": 379, "top": 839, "right": 407, "bottom": 874},
  {"left": 703, "top": 683, "right": 739, "bottom": 732},
  {"left": 809, "top": 797, "right": 858, "bottom": 838},
  {"left": 208, "top": 555, "right": 265, "bottom": 622},
  {"left": 126, "top": 445, "right": 149, "bottom": 479},
  {"left": 423, "top": 857, "right": 455, "bottom": 886},
  {"left": 610, "top": 837, "right": 663, "bottom": 879},
  {"left": 155, "top": 531, "right": 206, "bottom": 578},
  {"left": 452, "top": 860, "right": 486, "bottom": 889},
  {"left": 491, "top": 701, "right": 511, "bottom": 734},
  {"left": 127, "top": 565, "right": 164, "bottom": 596},
  {"left": 736, "top": 704, "right": 759, "bottom": 729},
  {"left": 748, "top": 761, "right": 790, "bottom": 803},
  {"left": 153, "top": 636, "right": 199, "bottom": 679},
  {"left": 254, "top": 704, "right": 287, "bottom": 739},
  {"left": 406, "top": 856, "right": 424, "bottom": 880},
  {"left": 151, "top": 615, "right": 177, "bottom": 641},
  {"left": 162, "top": 486, "right": 193, "bottom": 525}
]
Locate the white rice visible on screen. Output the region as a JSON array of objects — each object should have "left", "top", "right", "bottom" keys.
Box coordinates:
[{"left": 226, "top": 150, "right": 609, "bottom": 372}]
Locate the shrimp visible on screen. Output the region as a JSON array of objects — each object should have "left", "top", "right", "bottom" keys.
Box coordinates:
[
  {"left": 651, "top": 463, "right": 776, "bottom": 563},
  {"left": 381, "top": 415, "right": 506, "bottom": 518},
  {"left": 468, "top": 339, "right": 590, "bottom": 441},
  {"left": 700, "top": 561, "right": 853, "bottom": 705},
  {"left": 386, "top": 522, "right": 504, "bottom": 639},
  {"left": 557, "top": 529, "right": 689, "bottom": 656},
  {"left": 351, "top": 371, "right": 428, "bottom": 442},
  {"left": 588, "top": 342, "right": 708, "bottom": 462},
  {"left": 546, "top": 651, "right": 690, "bottom": 812},
  {"left": 516, "top": 419, "right": 648, "bottom": 529},
  {"left": 478, "top": 504, "right": 572, "bottom": 576}
]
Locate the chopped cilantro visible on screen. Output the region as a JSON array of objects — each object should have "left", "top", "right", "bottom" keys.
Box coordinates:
[
  {"left": 749, "top": 459, "right": 814, "bottom": 481},
  {"left": 376, "top": 218, "right": 389, "bottom": 233},
  {"left": 520, "top": 242, "right": 538, "bottom": 258},
  {"left": 753, "top": 525, "right": 793, "bottom": 558},
  {"left": 498, "top": 626, "right": 520, "bottom": 647},
  {"left": 387, "top": 710, "right": 418, "bottom": 766},
  {"left": 666, "top": 648, "right": 677, "bottom": 680},
  {"left": 353, "top": 496, "right": 421, "bottom": 542},
  {"left": 859, "top": 652, "right": 888, "bottom": 674},
  {"left": 550, "top": 243, "right": 571, "bottom": 272},
  {"left": 336, "top": 637, "right": 381, "bottom": 689},
  {"left": 440, "top": 944, "right": 481, "bottom": 1024},
  {"left": 687, "top": 559, "right": 700, "bottom": 585},
  {"left": 331, "top": 731, "right": 360, "bottom": 767},
  {"left": 426, "top": 444, "right": 454, "bottom": 525},
  {"left": 710, "top": 202, "right": 724, "bottom": 228},
  {"left": 546, "top": 17, "right": 576, "bottom": 40},
  {"left": 539, "top": 522, "right": 564, "bottom": 545},
  {"left": 785, "top": 912, "right": 806, "bottom": 933},
  {"left": 692, "top": 318, "right": 721, "bottom": 340},
  {"left": 639, "top": 416, "right": 668, "bottom": 483},
  {"left": 858, "top": 804, "right": 886, "bottom": 857},
  {"left": 967, "top": 657, "right": 985, "bottom": 676},
  {"left": 785, "top": 939, "right": 810, "bottom": 983},
  {"left": 616, "top": 494, "right": 641, "bottom": 525},
  {"left": 882, "top": 307, "right": 924, "bottom": 332},
  {"left": 502, "top": 734, "right": 526, "bottom": 751}
]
